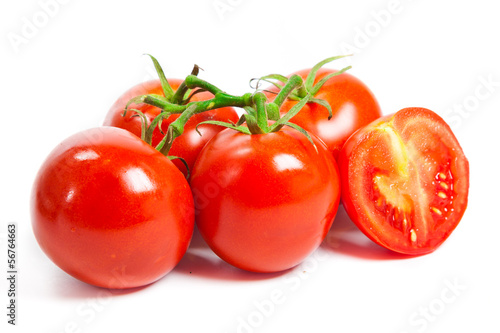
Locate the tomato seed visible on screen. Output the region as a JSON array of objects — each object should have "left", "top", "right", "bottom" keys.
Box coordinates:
[
  {"left": 438, "top": 192, "right": 447, "bottom": 199},
  {"left": 431, "top": 207, "right": 443, "bottom": 216},
  {"left": 410, "top": 229, "right": 417, "bottom": 243}
]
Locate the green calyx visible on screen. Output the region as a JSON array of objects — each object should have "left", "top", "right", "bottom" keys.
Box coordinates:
[
  {"left": 195, "top": 75, "right": 312, "bottom": 136},
  {"left": 124, "top": 54, "right": 353, "bottom": 157},
  {"left": 123, "top": 54, "right": 203, "bottom": 116},
  {"left": 253, "top": 55, "right": 353, "bottom": 119}
]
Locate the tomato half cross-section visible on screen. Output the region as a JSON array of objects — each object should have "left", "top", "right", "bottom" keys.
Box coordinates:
[
  {"left": 338, "top": 107, "right": 469, "bottom": 255},
  {"left": 31, "top": 127, "right": 194, "bottom": 289},
  {"left": 103, "top": 79, "right": 238, "bottom": 178},
  {"left": 190, "top": 126, "right": 341, "bottom": 273}
]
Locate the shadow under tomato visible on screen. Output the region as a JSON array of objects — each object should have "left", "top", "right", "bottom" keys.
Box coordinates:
[
  {"left": 174, "top": 226, "right": 289, "bottom": 281},
  {"left": 321, "top": 205, "right": 414, "bottom": 260},
  {"left": 53, "top": 272, "right": 150, "bottom": 300}
]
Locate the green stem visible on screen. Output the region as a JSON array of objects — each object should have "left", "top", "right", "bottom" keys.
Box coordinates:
[
  {"left": 141, "top": 90, "right": 253, "bottom": 115},
  {"left": 171, "top": 81, "right": 189, "bottom": 105},
  {"left": 139, "top": 56, "right": 342, "bottom": 157},
  {"left": 266, "top": 103, "right": 280, "bottom": 121},
  {"left": 272, "top": 74, "right": 304, "bottom": 108},
  {"left": 142, "top": 95, "right": 187, "bottom": 113},
  {"left": 146, "top": 54, "right": 175, "bottom": 100},
  {"left": 171, "top": 65, "right": 201, "bottom": 104},
  {"left": 295, "top": 85, "right": 308, "bottom": 99},
  {"left": 253, "top": 92, "right": 269, "bottom": 132},
  {"left": 157, "top": 104, "right": 198, "bottom": 156},
  {"left": 304, "top": 54, "right": 351, "bottom": 91},
  {"left": 184, "top": 75, "right": 223, "bottom": 95},
  {"left": 155, "top": 92, "right": 254, "bottom": 156},
  {"left": 269, "top": 94, "right": 312, "bottom": 133},
  {"left": 191, "top": 92, "right": 253, "bottom": 111}
]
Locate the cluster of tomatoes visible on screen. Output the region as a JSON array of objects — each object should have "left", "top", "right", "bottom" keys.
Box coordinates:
[{"left": 31, "top": 56, "right": 469, "bottom": 289}]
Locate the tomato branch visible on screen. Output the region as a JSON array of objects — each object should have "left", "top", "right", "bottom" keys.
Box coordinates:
[{"left": 127, "top": 55, "right": 353, "bottom": 158}]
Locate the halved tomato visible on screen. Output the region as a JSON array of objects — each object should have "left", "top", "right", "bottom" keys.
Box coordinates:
[{"left": 338, "top": 107, "right": 469, "bottom": 255}]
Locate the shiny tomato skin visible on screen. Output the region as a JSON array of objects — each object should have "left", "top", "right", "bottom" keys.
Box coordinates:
[
  {"left": 338, "top": 108, "right": 469, "bottom": 255},
  {"left": 266, "top": 68, "right": 382, "bottom": 159},
  {"left": 31, "top": 127, "right": 194, "bottom": 289},
  {"left": 103, "top": 79, "right": 239, "bottom": 177},
  {"left": 190, "top": 127, "right": 341, "bottom": 273}
]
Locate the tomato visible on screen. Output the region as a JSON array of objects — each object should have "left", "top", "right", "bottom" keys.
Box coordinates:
[
  {"left": 265, "top": 68, "right": 382, "bottom": 159},
  {"left": 338, "top": 107, "right": 469, "bottom": 255},
  {"left": 103, "top": 79, "right": 239, "bottom": 177},
  {"left": 31, "top": 127, "right": 194, "bottom": 288},
  {"left": 190, "top": 126, "right": 341, "bottom": 273}
]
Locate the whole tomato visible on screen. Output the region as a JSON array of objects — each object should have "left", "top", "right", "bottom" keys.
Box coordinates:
[
  {"left": 266, "top": 68, "right": 382, "bottom": 159},
  {"left": 103, "top": 79, "right": 239, "bottom": 177},
  {"left": 338, "top": 107, "right": 469, "bottom": 255},
  {"left": 31, "top": 127, "right": 194, "bottom": 289},
  {"left": 190, "top": 126, "right": 341, "bottom": 273}
]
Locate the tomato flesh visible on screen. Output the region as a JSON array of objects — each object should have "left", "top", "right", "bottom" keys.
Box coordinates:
[{"left": 339, "top": 108, "right": 469, "bottom": 254}]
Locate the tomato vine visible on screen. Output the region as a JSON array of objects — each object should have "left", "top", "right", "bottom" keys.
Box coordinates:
[{"left": 125, "top": 54, "right": 352, "bottom": 157}]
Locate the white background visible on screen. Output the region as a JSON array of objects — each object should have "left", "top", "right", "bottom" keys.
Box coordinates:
[{"left": 1, "top": 0, "right": 499, "bottom": 332}]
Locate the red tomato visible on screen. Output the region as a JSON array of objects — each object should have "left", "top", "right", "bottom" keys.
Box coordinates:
[
  {"left": 31, "top": 127, "right": 194, "bottom": 288},
  {"left": 190, "top": 126, "right": 341, "bottom": 273},
  {"left": 266, "top": 68, "right": 382, "bottom": 159},
  {"left": 338, "top": 108, "right": 469, "bottom": 255},
  {"left": 103, "top": 79, "right": 239, "bottom": 177}
]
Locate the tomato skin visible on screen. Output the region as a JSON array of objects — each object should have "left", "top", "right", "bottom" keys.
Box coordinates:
[
  {"left": 31, "top": 127, "right": 194, "bottom": 289},
  {"left": 190, "top": 127, "right": 341, "bottom": 273},
  {"left": 338, "top": 108, "right": 469, "bottom": 255},
  {"left": 266, "top": 68, "right": 382, "bottom": 159},
  {"left": 103, "top": 80, "right": 239, "bottom": 177}
]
